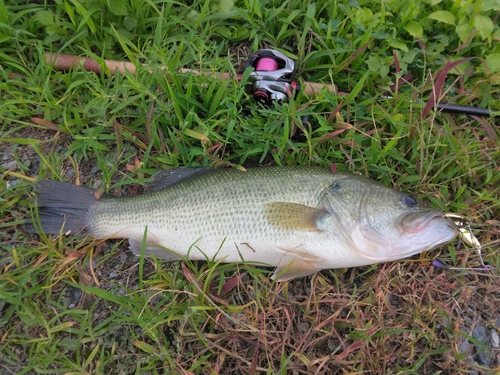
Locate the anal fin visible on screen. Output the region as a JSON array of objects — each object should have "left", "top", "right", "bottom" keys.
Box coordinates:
[
  {"left": 272, "top": 258, "right": 324, "bottom": 281},
  {"left": 129, "top": 238, "right": 181, "bottom": 261},
  {"left": 272, "top": 247, "right": 325, "bottom": 281}
]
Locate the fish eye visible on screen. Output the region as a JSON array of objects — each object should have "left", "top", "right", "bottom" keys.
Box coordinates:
[
  {"left": 329, "top": 182, "right": 342, "bottom": 192},
  {"left": 403, "top": 194, "right": 418, "bottom": 207}
]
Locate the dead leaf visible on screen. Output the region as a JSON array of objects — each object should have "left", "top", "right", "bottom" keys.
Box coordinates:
[{"left": 31, "top": 118, "right": 65, "bottom": 132}]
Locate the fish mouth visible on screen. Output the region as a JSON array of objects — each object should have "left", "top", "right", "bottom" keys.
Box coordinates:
[
  {"left": 401, "top": 210, "right": 458, "bottom": 234},
  {"left": 352, "top": 209, "right": 459, "bottom": 262},
  {"left": 381, "top": 210, "right": 459, "bottom": 259}
]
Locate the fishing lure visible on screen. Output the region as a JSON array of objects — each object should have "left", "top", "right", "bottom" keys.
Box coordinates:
[{"left": 433, "top": 213, "right": 495, "bottom": 272}]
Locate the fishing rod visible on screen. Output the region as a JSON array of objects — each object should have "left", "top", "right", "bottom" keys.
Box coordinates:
[
  {"left": 44, "top": 51, "right": 331, "bottom": 97},
  {"left": 45, "top": 50, "right": 497, "bottom": 117}
]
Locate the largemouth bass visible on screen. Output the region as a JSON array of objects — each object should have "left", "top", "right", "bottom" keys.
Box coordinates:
[{"left": 27, "top": 166, "right": 458, "bottom": 280}]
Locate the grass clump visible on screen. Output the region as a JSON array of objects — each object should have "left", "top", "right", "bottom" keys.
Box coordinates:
[{"left": 1, "top": 0, "right": 499, "bottom": 374}]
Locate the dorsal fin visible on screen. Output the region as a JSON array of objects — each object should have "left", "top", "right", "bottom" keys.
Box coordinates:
[{"left": 144, "top": 167, "right": 210, "bottom": 192}]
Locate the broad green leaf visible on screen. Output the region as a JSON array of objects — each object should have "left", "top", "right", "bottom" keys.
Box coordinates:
[
  {"left": 366, "top": 55, "right": 383, "bottom": 72},
  {"left": 390, "top": 40, "right": 409, "bottom": 52},
  {"left": 402, "top": 50, "right": 418, "bottom": 63},
  {"left": 354, "top": 8, "right": 373, "bottom": 26},
  {"left": 379, "top": 66, "right": 389, "bottom": 78},
  {"left": 473, "top": 14, "right": 494, "bottom": 40},
  {"left": 108, "top": 0, "right": 128, "bottom": 16},
  {"left": 428, "top": 10, "right": 455, "bottom": 25},
  {"left": 405, "top": 21, "right": 423, "bottom": 38},
  {"left": 36, "top": 10, "right": 54, "bottom": 26},
  {"left": 486, "top": 53, "right": 500, "bottom": 73},
  {"left": 123, "top": 16, "right": 137, "bottom": 31},
  {"left": 455, "top": 24, "right": 474, "bottom": 44},
  {"left": 186, "top": 9, "right": 199, "bottom": 23},
  {"left": 482, "top": 0, "right": 500, "bottom": 11},
  {"left": 220, "top": 0, "right": 234, "bottom": 13}
]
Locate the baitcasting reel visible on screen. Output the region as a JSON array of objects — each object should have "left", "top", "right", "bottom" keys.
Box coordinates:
[{"left": 245, "top": 49, "right": 299, "bottom": 106}]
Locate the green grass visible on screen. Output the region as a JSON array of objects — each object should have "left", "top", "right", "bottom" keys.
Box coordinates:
[{"left": 1, "top": 0, "right": 499, "bottom": 373}]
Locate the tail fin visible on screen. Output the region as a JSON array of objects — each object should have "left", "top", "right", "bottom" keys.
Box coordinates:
[{"left": 26, "top": 180, "right": 97, "bottom": 235}]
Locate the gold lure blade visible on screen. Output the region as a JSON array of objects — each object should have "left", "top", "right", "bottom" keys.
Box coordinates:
[
  {"left": 443, "top": 212, "right": 488, "bottom": 269},
  {"left": 443, "top": 212, "right": 481, "bottom": 248}
]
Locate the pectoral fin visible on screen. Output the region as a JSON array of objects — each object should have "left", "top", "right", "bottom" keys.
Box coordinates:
[
  {"left": 271, "top": 247, "right": 325, "bottom": 281},
  {"left": 265, "top": 202, "right": 328, "bottom": 231}
]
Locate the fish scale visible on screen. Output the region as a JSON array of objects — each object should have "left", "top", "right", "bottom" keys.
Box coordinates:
[
  {"left": 90, "top": 167, "right": 330, "bottom": 240},
  {"left": 27, "top": 166, "right": 458, "bottom": 280}
]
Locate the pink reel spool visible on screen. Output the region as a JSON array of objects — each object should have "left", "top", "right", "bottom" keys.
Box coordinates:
[{"left": 255, "top": 57, "right": 279, "bottom": 71}]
